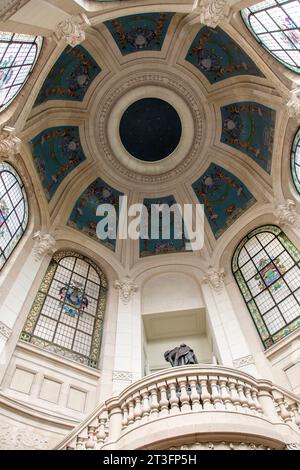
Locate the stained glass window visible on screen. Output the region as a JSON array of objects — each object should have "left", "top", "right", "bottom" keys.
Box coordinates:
[
  {"left": 232, "top": 225, "right": 300, "bottom": 349},
  {"left": 0, "top": 32, "right": 42, "bottom": 112},
  {"left": 21, "top": 251, "right": 107, "bottom": 368},
  {"left": 241, "top": 1, "right": 300, "bottom": 74},
  {"left": 291, "top": 127, "right": 300, "bottom": 193},
  {"left": 0, "top": 162, "right": 28, "bottom": 271}
]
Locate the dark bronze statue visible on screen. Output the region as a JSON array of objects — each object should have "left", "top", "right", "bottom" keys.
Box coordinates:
[{"left": 164, "top": 344, "right": 198, "bottom": 367}]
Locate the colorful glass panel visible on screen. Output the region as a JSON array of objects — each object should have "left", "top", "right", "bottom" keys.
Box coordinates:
[
  {"left": 233, "top": 225, "right": 300, "bottom": 348},
  {"left": 242, "top": 1, "right": 300, "bottom": 73},
  {"left": 20, "top": 251, "right": 107, "bottom": 368},
  {"left": 291, "top": 127, "right": 300, "bottom": 193},
  {"left": 0, "top": 32, "right": 42, "bottom": 111},
  {"left": 0, "top": 162, "right": 28, "bottom": 271}
]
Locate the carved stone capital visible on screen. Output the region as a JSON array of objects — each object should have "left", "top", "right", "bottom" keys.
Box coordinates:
[
  {"left": 32, "top": 231, "right": 56, "bottom": 261},
  {"left": 0, "top": 0, "right": 30, "bottom": 22},
  {"left": 56, "top": 14, "right": 90, "bottom": 48},
  {"left": 0, "top": 127, "right": 21, "bottom": 161},
  {"left": 275, "top": 199, "right": 300, "bottom": 229},
  {"left": 287, "top": 89, "right": 300, "bottom": 120},
  {"left": 203, "top": 267, "right": 225, "bottom": 292},
  {"left": 192, "top": 0, "right": 230, "bottom": 28},
  {"left": 0, "top": 321, "right": 12, "bottom": 341},
  {"left": 114, "top": 276, "right": 138, "bottom": 305}
]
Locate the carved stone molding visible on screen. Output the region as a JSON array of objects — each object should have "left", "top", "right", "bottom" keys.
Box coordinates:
[
  {"left": 192, "top": 0, "right": 230, "bottom": 28},
  {"left": 286, "top": 89, "right": 300, "bottom": 120},
  {"left": 0, "top": 127, "right": 21, "bottom": 161},
  {"left": 286, "top": 443, "right": 300, "bottom": 450},
  {"left": 32, "top": 231, "right": 56, "bottom": 261},
  {"left": 112, "top": 370, "right": 133, "bottom": 382},
  {"left": 0, "top": 0, "right": 30, "bottom": 22},
  {"left": 0, "top": 424, "right": 49, "bottom": 450},
  {"left": 275, "top": 199, "right": 300, "bottom": 229},
  {"left": 202, "top": 267, "right": 226, "bottom": 293},
  {"left": 56, "top": 14, "right": 90, "bottom": 48},
  {"left": 0, "top": 321, "right": 12, "bottom": 341},
  {"left": 95, "top": 70, "right": 205, "bottom": 184},
  {"left": 169, "top": 441, "right": 273, "bottom": 450},
  {"left": 233, "top": 355, "right": 255, "bottom": 369},
  {"left": 114, "top": 276, "right": 138, "bottom": 305}
]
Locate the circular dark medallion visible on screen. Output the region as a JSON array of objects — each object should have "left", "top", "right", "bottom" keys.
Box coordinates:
[{"left": 119, "top": 98, "right": 182, "bottom": 162}]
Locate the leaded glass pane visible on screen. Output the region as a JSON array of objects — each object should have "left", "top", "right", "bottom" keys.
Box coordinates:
[
  {"left": 233, "top": 225, "right": 300, "bottom": 348},
  {"left": 241, "top": 1, "right": 300, "bottom": 73},
  {"left": 291, "top": 127, "right": 300, "bottom": 193},
  {"left": 20, "top": 252, "right": 107, "bottom": 368},
  {"left": 0, "top": 162, "right": 28, "bottom": 271},
  {"left": 0, "top": 32, "right": 42, "bottom": 111}
]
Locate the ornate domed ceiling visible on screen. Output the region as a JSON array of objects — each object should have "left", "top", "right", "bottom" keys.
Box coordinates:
[{"left": 23, "top": 6, "right": 282, "bottom": 259}]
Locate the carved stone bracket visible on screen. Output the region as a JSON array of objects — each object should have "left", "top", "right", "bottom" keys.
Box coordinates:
[
  {"left": 0, "top": 127, "right": 21, "bottom": 162},
  {"left": 203, "top": 267, "right": 226, "bottom": 293},
  {"left": 275, "top": 199, "right": 300, "bottom": 229},
  {"left": 114, "top": 276, "right": 138, "bottom": 305},
  {"left": 192, "top": 0, "right": 230, "bottom": 28},
  {"left": 0, "top": 321, "right": 12, "bottom": 341},
  {"left": 32, "top": 231, "right": 56, "bottom": 261},
  {"left": 56, "top": 14, "right": 90, "bottom": 48}
]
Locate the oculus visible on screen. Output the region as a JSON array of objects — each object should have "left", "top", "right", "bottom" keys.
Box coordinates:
[{"left": 119, "top": 98, "right": 182, "bottom": 162}]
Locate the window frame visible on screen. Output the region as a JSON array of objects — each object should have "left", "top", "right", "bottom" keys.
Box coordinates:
[
  {"left": 241, "top": 0, "right": 300, "bottom": 74},
  {"left": 232, "top": 225, "right": 300, "bottom": 349},
  {"left": 0, "top": 162, "right": 28, "bottom": 272},
  {"left": 291, "top": 127, "right": 300, "bottom": 194}
]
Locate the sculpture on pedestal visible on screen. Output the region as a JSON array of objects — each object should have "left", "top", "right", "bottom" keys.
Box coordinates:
[{"left": 164, "top": 344, "right": 198, "bottom": 367}]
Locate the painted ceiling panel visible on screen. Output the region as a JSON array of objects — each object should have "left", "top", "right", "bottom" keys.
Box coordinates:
[
  {"left": 30, "top": 126, "right": 86, "bottom": 201},
  {"left": 140, "top": 195, "right": 187, "bottom": 257},
  {"left": 186, "top": 26, "right": 264, "bottom": 83},
  {"left": 104, "top": 13, "right": 174, "bottom": 55},
  {"left": 221, "top": 102, "right": 276, "bottom": 174},
  {"left": 35, "top": 45, "right": 101, "bottom": 105},
  {"left": 192, "top": 163, "right": 256, "bottom": 239},
  {"left": 68, "top": 178, "right": 124, "bottom": 251}
]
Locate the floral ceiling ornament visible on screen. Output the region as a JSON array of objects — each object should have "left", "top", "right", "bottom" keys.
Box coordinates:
[
  {"left": 56, "top": 14, "right": 90, "bottom": 48},
  {"left": 114, "top": 276, "right": 138, "bottom": 305},
  {"left": 203, "top": 267, "right": 226, "bottom": 292},
  {"left": 0, "top": 127, "right": 21, "bottom": 161},
  {"left": 287, "top": 89, "right": 300, "bottom": 121},
  {"left": 32, "top": 231, "right": 56, "bottom": 261},
  {"left": 275, "top": 199, "right": 300, "bottom": 229},
  {"left": 192, "top": 0, "right": 230, "bottom": 29}
]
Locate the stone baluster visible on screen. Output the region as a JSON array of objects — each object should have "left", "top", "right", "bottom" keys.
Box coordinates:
[
  {"left": 106, "top": 398, "right": 122, "bottom": 443},
  {"left": 178, "top": 377, "right": 191, "bottom": 412},
  {"left": 274, "top": 394, "right": 293, "bottom": 424},
  {"left": 257, "top": 381, "right": 280, "bottom": 422},
  {"left": 228, "top": 377, "right": 242, "bottom": 412},
  {"left": 189, "top": 376, "right": 202, "bottom": 412},
  {"left": 141, "top": 388, "right": 151, "bottom": 422},
  {"left": 149, "top": 384, "right": 160, "bottom": 420},
  {"left": 96, "top": 415, "right": 108, "bottom": 446},
  {"left": 237, "top": 380, "right": 249, "bottom": 413},
  {"left": 210, "top": 376, "right": 224, "bottom": 410},
  {"left": 251, "top": 386, "right": 263, "bottom": 415},
  {"left": 85, "top": 425, "right": 97, "bottom": 450},
  {"left": 290, "top": 403, "right": 300, "bottom": 429},
  {"left": 167, "top": 379, "right": 180, "bottom": 415},
  {"left": 121, "top": 403, "right": 129, "bottom": 429},
  {"left": 127, "top": 397, "right": 135, "bottom": 425},
  {"left": 219, "top": 377, "right": 234, "bottom": 411},
  {"left": 245, "top": 384, "right": 256, "bottom": 415},
  {"left": 199, "top": 376, "right": 213, "bottom": 410},
  {"left": 158, "top": 381, "right": 169, "bottom": 417},
  {"left": 76, "top": 436, "right": 86, "bottom": 450},
  {"left": 133, "top": 392, "right": 142, "bottom": 422}
]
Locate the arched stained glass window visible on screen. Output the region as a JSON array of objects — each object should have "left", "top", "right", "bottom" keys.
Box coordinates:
[
  {"left": 291, "top": 127, "right": 300, "bottom": 193},
  {"left": 232, "top": 226, "right": 300, "bottom": 349},
  {"left": 0, "top": 32, "right": 42, "bottom": 112},
  {"left": 0, "top": 162, "right": 28, "bottom": 271},
  {"left": 21, "top": 251, "right": 107, "bottom": 368},
  {"left": 241, "top": 1, "right": 300, "bottom": 74}
]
